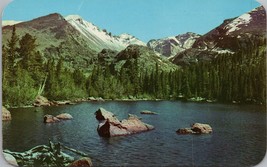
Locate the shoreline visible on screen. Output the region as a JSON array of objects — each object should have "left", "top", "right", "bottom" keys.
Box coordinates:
[{"left": 5, "top": 96, "right": 265, "bottom": 109}]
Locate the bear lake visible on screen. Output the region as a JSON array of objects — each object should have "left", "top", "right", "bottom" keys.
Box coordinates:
[{"left": 3, "top": 101, "right": 266, "bottom": 166}]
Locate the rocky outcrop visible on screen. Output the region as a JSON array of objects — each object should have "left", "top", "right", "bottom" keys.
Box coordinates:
[
  {"left": 95, "top": 108, "right": 154, "bottom": 137},
  {"left": 140, "top": 110, "right": 158, "bottom": 115},
  {"left": 176, "top": 123, "right": 212, "bottom": 134},
  {"left": 2, "top": 106, "right": 12, "bottom": 121},
  {"left": 68, "top": 157, "right": 93, "bottom": 167},
  {"left": 44, "top": 115, "right": 60, "bottom": 123},
  {"left": 34, "top": 95, "right": 51, "bottom": 107},
  {"left": 56, "top": 113, "right": 73, "bottom": 120},
  {"left": 3, "top": 152, "right": 18, "bottom": 166}
]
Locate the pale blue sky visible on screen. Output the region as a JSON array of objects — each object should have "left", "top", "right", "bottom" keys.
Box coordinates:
[{"left": 2, "top": 0, "right": 262, "bottom": 42}]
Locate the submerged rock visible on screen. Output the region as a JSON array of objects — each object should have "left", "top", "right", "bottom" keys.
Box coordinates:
[
  {"left": 68, "top": 157, "right": 93, "bottom": 167},
  {"left": 43, "top": 115, "right": 60, "bottom": 123},
  {"left": 95, "top": 108, "right": 154, "bottom": 137},
  {"left": 140, "top": 110, "right": 158, "bottom": 115},
  {"left": 176, "top": 128, "right": 195, "bottom": 134},
  {"left": 56, "top": 113, "right": 73, "bottom": 120},
  {"left": 2, "top": 106, "right": 12, "bottom": 121},
  {"left": 176, "top": 123, "right": 212, "bottom": 134}
]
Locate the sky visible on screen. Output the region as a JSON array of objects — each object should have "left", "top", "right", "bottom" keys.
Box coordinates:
[{"left": 2, "top": 0, "right": 263, "bottom": 42}]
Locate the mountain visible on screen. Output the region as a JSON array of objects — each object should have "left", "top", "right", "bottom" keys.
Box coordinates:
[
  {"left": 171, "top": 6, "right": 266, "bottom": 65},
  {"left": 2, "top": 13, "right": 146, "bottom": 71},
  {"left": 113, "top": 45, "right": 177, "bottom": 71},
  {"left": 147, "top": 32, "right": 201, "bottom": 58},
  {"left": 65, "top": 15, "right": 145, "bottom": 51},
  {"left": 2, "top": 13, "right": 100, "bottom": 70}
]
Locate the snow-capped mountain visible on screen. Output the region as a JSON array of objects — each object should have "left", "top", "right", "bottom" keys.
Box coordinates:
[
  {"left": 171, "top": 6, "right": 266, "bottom": 65},
  {"left": 147, "top": 32, "right": 201, "bottom": 58},
  {"left": 224, "top": 13, "right": 251, "bottom": 35},
  {"left": 65, "top": 15, "right": 145, "bottom": 51},
  {"left": 192, "top": 6, "right": 266, "bottom": 51}
]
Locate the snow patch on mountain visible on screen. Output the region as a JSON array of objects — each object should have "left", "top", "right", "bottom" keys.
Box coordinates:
[
  {"left": 211, "top": 47, "right": 234, "bottom": 54},
  {"left": 65, "top": 15, "right": 145, "bottom": 51},
  {"left": 147, "top": 32, "right": 201, "bottom": 58},
  {"left": 225, "top": 13, "right": 252, "bottom": 35},
  {"left": 2, "top": 20, "right": 22, "bottom": 26}
]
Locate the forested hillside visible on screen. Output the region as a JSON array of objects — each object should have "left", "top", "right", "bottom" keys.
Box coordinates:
[{"left": 2, "top": 6, "right": 266, "bottom": 107}]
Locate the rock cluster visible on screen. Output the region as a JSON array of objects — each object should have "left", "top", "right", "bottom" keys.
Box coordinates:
[
  {"left": 176, "top": 123, "right": 212, "bottom": 134},
  {"left": 95, "top": 108, "right": 154, "bottom": 137}
]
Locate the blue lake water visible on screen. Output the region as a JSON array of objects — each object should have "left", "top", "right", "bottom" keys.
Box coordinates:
[{"left": 2, "top": 101, "right": 266, "bottom": 166}]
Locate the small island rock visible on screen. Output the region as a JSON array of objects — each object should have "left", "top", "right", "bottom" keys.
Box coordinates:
[
  {"left": 177, "top": 123, "right": 212, "bottom": 135},
  {"left": 2, "top": 106, "right": 12, "bottom": 121},
  {"left": 95, "top": 108, "right": 154, "bottom": 137}
]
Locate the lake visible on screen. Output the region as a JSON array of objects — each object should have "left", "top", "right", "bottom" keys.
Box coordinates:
[{"left": 3, "top": 101, "right": 266, "bottom": 166}]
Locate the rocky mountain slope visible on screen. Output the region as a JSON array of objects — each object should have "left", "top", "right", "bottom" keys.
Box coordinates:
[
  {"left": 2, "top": 13, "right": 146, "bottom": 71},
  {"left": 65, "top": 15, "right": 145, "bottom": 51},
  {"left": 147, "top": 32, "right": 201, "bottom": 58},
  {"left": 171, "top": 6, "right": 266, "bottom": 65},
  {"left": 2, "top": 13, "right": 99, "bottom": 70}
]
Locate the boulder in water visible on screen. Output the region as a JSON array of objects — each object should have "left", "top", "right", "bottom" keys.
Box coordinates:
[
  {"left": 34, "top": 95, "right": 50, "bottom": 107},
  {"left": 56, "top": 113, "right": 73, "bottom": 120},
  {"left": 95, "top": 108, "right": 154, "bottom": 137},
  {"left": 191, "top": 123, "right": 212, "bottom": 134},
  {"left": 2, "top": 106, "right": 12, "bottom": 121},
  {"left": 44, "top": 115, "right": 60, "bottom": 123},
  {"left": 176, "top": 123, "right": 212, "bottom": 134}
]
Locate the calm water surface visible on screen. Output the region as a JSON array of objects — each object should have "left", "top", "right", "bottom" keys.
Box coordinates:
[{"left": 3, "top": 101, "right": 266, "bottom": 166}]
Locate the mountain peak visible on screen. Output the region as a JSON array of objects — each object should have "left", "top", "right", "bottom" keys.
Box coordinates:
[
  {"left": 65, "top": 15, "right": 83, "bottom": 21},
  {"left": 147, "top": 32, "right": 201, "bottom": 58},
  {"left": 34, "top": 13, "right": 64, "bottom": 21},
  {"left": 65, "top": 15, "right": 145, "bottom": 51}
]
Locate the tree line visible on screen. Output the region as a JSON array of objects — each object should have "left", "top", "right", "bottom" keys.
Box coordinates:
[{"left": 2, "top": 26, "right": 266, "bottom": 106}]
